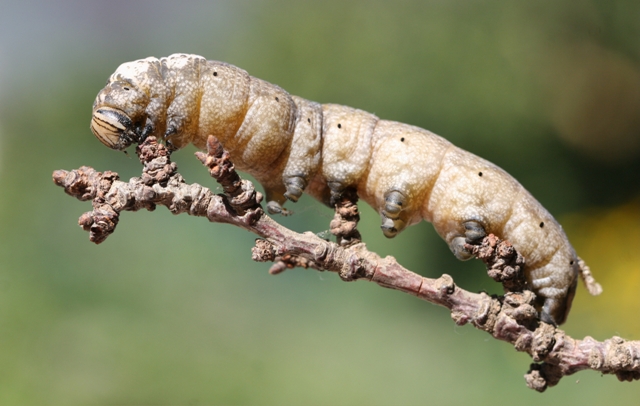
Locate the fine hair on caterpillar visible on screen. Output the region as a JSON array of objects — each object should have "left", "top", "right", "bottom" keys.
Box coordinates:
[{"left": 91, "top": 53, "right": 602, "bottom": 325}]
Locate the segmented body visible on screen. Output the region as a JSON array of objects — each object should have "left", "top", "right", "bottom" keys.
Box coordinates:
[{"left": 91, "top": 53, "right": 597, "bottom": 324}]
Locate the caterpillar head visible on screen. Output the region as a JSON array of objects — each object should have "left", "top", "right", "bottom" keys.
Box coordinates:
[
  {"left": 91, "top": 106, "right": 141, "bottom": 150},
  {"left": 91, "top": 65, "right": 153, "bottom": 150}
]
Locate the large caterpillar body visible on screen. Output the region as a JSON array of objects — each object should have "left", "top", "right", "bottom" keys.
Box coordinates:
[{"left": 91, "top": 53, "right": 600, "bottom": 325}]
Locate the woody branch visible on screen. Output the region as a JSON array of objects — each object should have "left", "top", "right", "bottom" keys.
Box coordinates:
[{"left": 52, "top": 136, "right": 640, "bottom": 392}]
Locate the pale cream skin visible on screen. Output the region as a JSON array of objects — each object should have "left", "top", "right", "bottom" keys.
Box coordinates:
[{"left": 92, "top": 53, "right": 586, "bottom": 325}]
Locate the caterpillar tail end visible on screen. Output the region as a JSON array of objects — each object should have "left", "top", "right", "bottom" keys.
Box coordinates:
[{"left": 578, "top": 257, "right": 603, "bottom": 296}]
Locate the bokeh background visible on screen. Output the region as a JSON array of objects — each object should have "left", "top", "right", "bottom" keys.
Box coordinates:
[{"left": 1, "top": 1, "right": 639, "bottom": 404}]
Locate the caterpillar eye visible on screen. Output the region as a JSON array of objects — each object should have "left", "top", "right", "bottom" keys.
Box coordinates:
[{"left": 90, "top": 107, "right": 135, "bottom": 150}]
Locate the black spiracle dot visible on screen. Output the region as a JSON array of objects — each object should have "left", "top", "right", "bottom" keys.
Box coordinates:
[
  {"left": 478, "top": 172, "right": 483, "bottom": 177},
  {"left": 213, "top": 71, "right": 218, "bottom": 76},
  {"left": 275, "top": 97, "right": 279, "bottom": 102},
  {"left": 123, "top": 87, "right": 130, "bottom": 91},
  {"left": 307, "top": 118, "right": 311, "bottom": 123},
  {"left": 400, "top": 137, "right": 405, "bottom": 142},
  {"left": 338, "top": 123, "right": 342, "bottom": 129},
  {"left": 570, "top": 260, "right": 574, "bottom": 265},
  {"left": 539, "top": 222, "right": 545, "bottom": 228}
]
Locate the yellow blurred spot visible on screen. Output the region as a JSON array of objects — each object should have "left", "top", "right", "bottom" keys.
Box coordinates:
[{"left": 563, "top": 198, "right": 640, "bottom": 336}]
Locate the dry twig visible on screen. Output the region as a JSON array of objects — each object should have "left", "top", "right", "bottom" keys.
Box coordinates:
[{"left": 52, "top": 136, "right": 640, "bottom": 392}]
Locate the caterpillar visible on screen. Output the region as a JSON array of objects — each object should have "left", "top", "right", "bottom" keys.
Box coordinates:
[{"left": 91, "top": 53, "right": 601, "bottom": 325}]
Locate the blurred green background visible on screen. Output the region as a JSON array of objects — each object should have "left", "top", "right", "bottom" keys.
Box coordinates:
[{"left": 1, "top": 1, "right": 639, "bottom": 404}]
